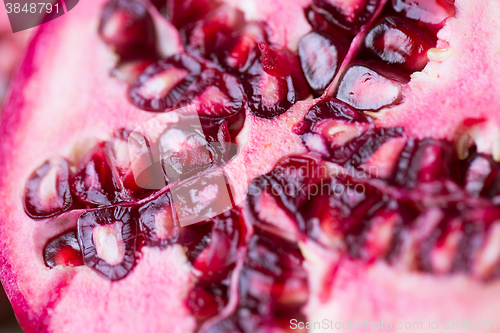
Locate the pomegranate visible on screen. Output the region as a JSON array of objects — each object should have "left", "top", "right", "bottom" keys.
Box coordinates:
[{"left": 2, "top": 0, "right": 500, "bottom": 332}]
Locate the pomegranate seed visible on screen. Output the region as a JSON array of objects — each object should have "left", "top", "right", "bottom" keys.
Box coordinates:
[
  {"left": 242, "top": 57, "right": 309, "bottom": 119},
  {"left": 98, "top": 0, "right": 157, "bottom": 59},
  {"left": 193, "top": 210, "right": 246, "bottom": 274},
  {"left": 176, "top": 69, "right": 245, "bottom": 119},
  {"left": 44, "top": 230, "right": 83, "bottom": 268},
  {"left": 213, "top": 23, "right": 268, "bottom": 75},
  {"left": 186, "top": 285, "right": 227, "bottom": 320},
  {"left": 392, "top": 0, "right": 456, "bottom": 26},
  {"left": 78, "top": 206, "right": 138, "bottom": 281},
  {"left": 24, "top": 157, "right": 72, "bottom": 219},
  {"left": 258, "top": 43, "right": 291, "bottom": 78},
  {"left": 298, "top": 31, "right": 347, "bottom": 96},
  {"left": 70, "top": 143, "right": 127, "bottom": 207},
  {"left": 180, "top": 6, "right": 245, "bottom": 57},
  {"left": 163, "top": 0, "right": 220, "bottom": 29},
  {"left": 392, "top": 139, "right": 460, "bottom": 187},
  {"left": 365, "top": 16, "right": 435, "bottom": 71},
  {"left": 336, "top": 61, "right": 410, "bottom": 111},
  {"left": 310, "top": 0, "right": 380, "bottom": 34},
  {"left": 129, "top": 54, "right": 202, "bottom": 112},
  {"left": 139, "top": 193, "right": 179, "bottom": 247}
]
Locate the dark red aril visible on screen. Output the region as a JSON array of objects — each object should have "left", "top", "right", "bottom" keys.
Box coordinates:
[
  {"left": 70, "top": 143, "right": 127, "bottom": 207},
  {"left": 310, "top": 0, "right": 380, "bottom": 34},
  {"left": 213, "top": 23, "right": 268, "bottom": 75},
  {"left": 298, "top": 31, "right": 347, "bottom": 97},
  {"left": 180, "top": 6, "right": 245, "bottom": 57},
  {"left": 192, "top": 210, "right": 246, "bottom": 275},
  {"left": 98, "top": 0, "right": 157, "bottom": 59},
  {"left": 163, "top": 0, "right": 220, "bottom": 29},
  {"left": 78, "top": 206, "right": 138, "bottom": 281},
  {"left": 186, "top": 285, "right": 228, "bottom": 320},
  {"left": 139, "top": 192, "right": 179, "bottom": 247},
  {"left": 176, "top": 69, "right": 245, "bottom": 120},
  {"left": 336, "top": 61, "right": 410, "bottom": 111},
  {"left": 111, "top": 59, "right": 155, "bottom": 85},
  {"left": 242, "top": 54, "right": 309, "bottom": 119},
  {"left": 392, "top": 139, "right": 461, "bottom": 187},
  {"left": 461, "top": 152, "right": 500, "bottom": 198},
  {"left": 365, "top": 16, "right": 435, "bottom": 71},
  {"left": 392, "top": 0, "right": 456, "bottom": 26},
  {"left": 24, "top": 157, "right": 73, "bottom": 219},
  {"left": 258, "top": 43, "right": 291, "bottom": 78},
  {"left": 43, "top": 230, "right": 83, "bottom": 268},
  {"left": 129, "top": 53, "right": 202, "bottom": 112}
]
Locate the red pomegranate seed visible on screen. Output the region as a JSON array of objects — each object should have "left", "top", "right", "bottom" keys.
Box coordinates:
[
  {"left": 213, "top": 23, "right": 268, "bottom": 75},
  {"left": 392, "top": 0, "right": 456, "bottom": 26},
  {"left": 298, "top": 31, "right": 347, "bottom": 96},
  {"left": 129, "top": 54, "right": 202, "bottom": 112},
  {"left": 43, "top": 230, "right": 83, "bottom": 268},
  {"left": 24, "top": 157, "right": 72, "bottom": 219},
  {"left": 70, "top": 142, "right": 128, "bottom": 207},
  {"left": 309, "top": 0, "right": 380, "bottom": 34},
  {"left": 78, "top": 206, "right": 138, "bottom": 281},
  {"left": 336, "top": 61, "right": 410, "bottom": 111},
  {"left": 258, "top": 42, "right": 291, "bottom": 78},
  {"left": 364, "top": 16, "right": 435, "bottom": 71}
]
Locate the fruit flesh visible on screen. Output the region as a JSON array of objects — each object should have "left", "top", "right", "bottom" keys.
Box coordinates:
[{"left": 3, "top": 0, "right": 500, "bottom": 332}]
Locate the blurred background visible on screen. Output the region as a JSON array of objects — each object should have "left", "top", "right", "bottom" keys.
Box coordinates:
[{"left": 0, "top": 7, "right": 32, "bottom": 333}]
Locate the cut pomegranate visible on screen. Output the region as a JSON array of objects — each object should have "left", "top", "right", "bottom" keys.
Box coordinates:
[
  {"left": 336, "top": 61, "right": 410, "bottom": 110},
  {"left": 78, "top": 206, "right": 138, "bottom": 281},
  {"left": 24, "top": 158, "right": 73, "bottom": 219},
  {"left": 298, "top": 31, "right": 347, "bottom": 96},
  {"left": 364, "top": 16, "right": 435, "bottom": 71}
]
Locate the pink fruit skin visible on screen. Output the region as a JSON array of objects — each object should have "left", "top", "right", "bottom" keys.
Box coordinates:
[{"left": 2, "top": 0, "right": 500, "bottom": 332}]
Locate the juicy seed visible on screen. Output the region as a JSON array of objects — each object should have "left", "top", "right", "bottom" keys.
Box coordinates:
[
  {"left": 24, "top": 157, "right": 73, "bottom": 219},
  {"left": 98, "top": 0, "right": 157, "bottom": 59},
  {"left": 258, "top": 42, "right": 291, "bottom": 78},
  {"left": 176, "top": 69, "right": 245, "bottom": 121},
  {"left": 44, "top": 230, "right": 83, "bottom": 268},
  {"left": 213, "top": 23, "right": 268, "bottom": 75},
  {"left": 70, "top": 143, "right": 126, "bottom": 207},
  {"left": 336, "top": 61, "right": 410, "bottom": 111},
  {"left": 310, "top": 0, "right": 380, "bottom": 34},
  {"left": 364, "top": 16, "right": 435, "bottom": 71},
  {"left": 180, "top": 6, "right": 245, "bottom": 57},
  {"left": 392, "top": 0, "right": 456, "bottom": 26},
  {"left": 78, "top": 207, "right": 138, "bottom": 281},
  {"left": 243, "top": 57, "right": 309, "bottom": 119},
  {"left": 139, "top": 193, "right": 179, "bottom": 247},
  {"left": 129, "top": 54, "right": 202, "bottom": 111},
  {"left": 298, "top": 31, "right": 346, "bottom": 96}
]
